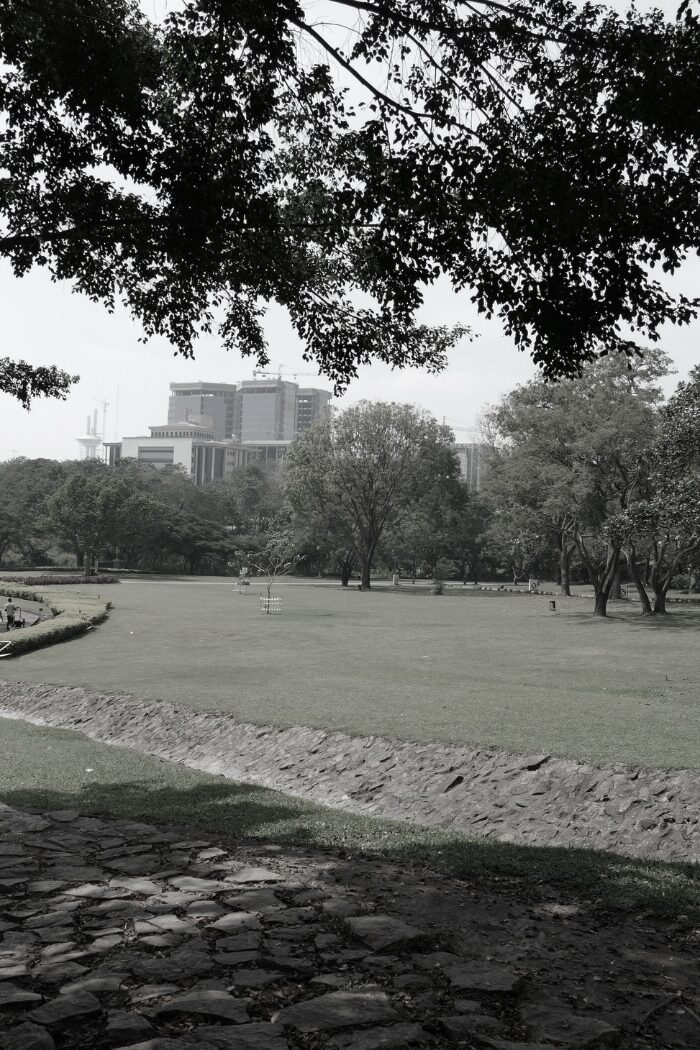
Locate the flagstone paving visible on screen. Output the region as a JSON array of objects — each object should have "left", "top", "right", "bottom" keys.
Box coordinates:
[{"left": 0, "top": 803, "right": 698, "bottom": 1050}]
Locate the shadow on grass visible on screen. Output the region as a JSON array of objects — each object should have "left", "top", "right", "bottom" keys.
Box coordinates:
[
  {"left": 2, "top": 777, "right": 698, "bottom": 922},
  {"left": 554, "top": 606, "right": 700, "bottom": 631}
]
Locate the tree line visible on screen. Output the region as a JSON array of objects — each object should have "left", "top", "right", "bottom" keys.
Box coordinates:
[
  {"left": 482, "top": 351, "right": 700, "bottom": 616},
  {"left": 2, "top": 353, "right": 699, "bottom": 616},
  {"left": 0, "top": 458, "right": 280, "bottom": 576}
]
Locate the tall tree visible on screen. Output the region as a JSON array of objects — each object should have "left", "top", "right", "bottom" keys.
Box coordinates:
[
  {"left": 2, "top": 2, "right": 699, "bottom": 403},
  {"left": 610, "top": 366, "right": 700, "bottom": 614},
  {"left": 284, "top": 403, "right": 459, "bottom": 589},
  {"left": 0, "top": 456, "right": 71, "bottom": 562},
  {"left": 42, "top": 465, "right": 129, "bottom": 574},
  {"left": 485, "top": 352, "right": 670, "bottom": 615}
]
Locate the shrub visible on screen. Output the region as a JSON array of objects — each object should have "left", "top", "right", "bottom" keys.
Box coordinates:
[
  {"left": 0, "top": 584, "right": 111, "bottom": 658},
  {"left": 5, "top": 615, "right": 107, "bottom": 656},
  {"left": 0, "top": 574, "right": 118, "bottom": 586}
]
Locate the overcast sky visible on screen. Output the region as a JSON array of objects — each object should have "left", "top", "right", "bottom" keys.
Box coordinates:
[{"left": 1, "top": 0, "right": 697, "bottom": 461}]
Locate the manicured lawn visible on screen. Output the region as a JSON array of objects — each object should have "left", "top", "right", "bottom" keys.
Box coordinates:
[
  {"left": 1, "top": 715, "right": 697, "bottom": 921},
  {"left": 2, "top": 578, "right": 699, "bottom": 769}
]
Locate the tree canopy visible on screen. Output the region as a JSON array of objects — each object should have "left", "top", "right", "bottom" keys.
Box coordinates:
[
  {"left": 484, "top": 350, "right": 670, "bottom": 613},
  {"left": 2, "top": 0, "right": 700, "bottom": 404},
  {"left": 284, "top": 401, "right": 459, "bottom": 588}
]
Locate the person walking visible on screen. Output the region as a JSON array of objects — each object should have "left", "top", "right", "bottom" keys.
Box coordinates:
[{"left": 3, "top": 598, "right": 16, "bottom": 630}]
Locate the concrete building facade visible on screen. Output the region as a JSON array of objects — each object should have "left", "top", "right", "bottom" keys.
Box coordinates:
[
  {"left": 168, "top": 382, "right": 238, "bottom": 440},
  {"left": 296, "top": 387, "right": 332, "bottom": 435},
  {"left": 106, "top": 377, "right": 332, "bottom": 483},
  {"left": 238, "top": 379, "right": 299, "bottom": 442},
  {"left": 454, "top": 442, "right": 487, "bottom": 493},
  {"left": 113, "top": 424, "right": 257, "bottom": 483}
]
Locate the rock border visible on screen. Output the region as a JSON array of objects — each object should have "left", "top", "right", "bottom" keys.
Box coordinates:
[{"left": 0, "top": 680, "right": 697, "bottom": 864}]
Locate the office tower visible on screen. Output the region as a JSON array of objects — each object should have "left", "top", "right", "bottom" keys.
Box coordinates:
[
  {"left": 238, "top": 379, "right": 299, "bottom": 442},
  {"left": 454, "top": 443, "right": 487, "bottom": 493},
  {"left": 296, "top": 387, "right": 332, "bottom": 434},
  {"left": 168, "top": 382, "right": 238, "bottom": 440}
]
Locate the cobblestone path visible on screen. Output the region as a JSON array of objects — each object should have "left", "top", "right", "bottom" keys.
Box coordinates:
[{"left": 0, "top": 804, "right": 698, "bottom": 1050}]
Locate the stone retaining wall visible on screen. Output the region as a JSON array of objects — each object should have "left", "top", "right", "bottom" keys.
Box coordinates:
[{"left": 0, "top": 680, "right": 697, "bottom": 864}]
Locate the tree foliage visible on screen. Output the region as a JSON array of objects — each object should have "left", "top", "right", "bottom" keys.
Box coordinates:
[
  {"left": 2, "top": 1, "right": 700, "bottom": 402},
  {"left": 484, "top": 351, "right": 670, "bottom": 614},
  {"left": 609, "top": 365, "right": 700, "bottom": 612},
  {"left": 284, "top": 402, "right": 459, "bottom": 588}
]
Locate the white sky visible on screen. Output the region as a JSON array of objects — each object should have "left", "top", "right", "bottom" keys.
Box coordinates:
[{"left": 1, "top": 0, "right": 697, "bottom": 460}]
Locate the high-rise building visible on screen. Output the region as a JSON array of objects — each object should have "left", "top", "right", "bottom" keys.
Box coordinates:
[
  {"left": 106, "top": 377, "right": 333, "bottom": 483},
  {"left": 168, "top": 382, "right": 238, "bottom": 440},
  {"left": 238, "top": 379, "right": 299, "bottom": 442},
  {"left": 296, "top": 387, "right": 332, "bottom": 435},
  {"left": 454, "top": 443, "right": 487, "bottom": 493}
]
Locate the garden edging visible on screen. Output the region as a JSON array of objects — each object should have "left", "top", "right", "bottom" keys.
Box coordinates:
[{"left": 0, "top": 679, "right": 697, "bottom": 864}]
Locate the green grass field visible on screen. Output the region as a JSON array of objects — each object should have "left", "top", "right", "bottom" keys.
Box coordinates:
[
  {"left": 2, "top": 715, "right": 697, "bottom": 920},
  {"left": 2, "top": 577, "right": 699, "bottom": 769}
]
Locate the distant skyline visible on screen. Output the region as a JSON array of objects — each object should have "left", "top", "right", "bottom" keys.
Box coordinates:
[{"left": 2, "top": 253, "right": 699, "bottom": 462}]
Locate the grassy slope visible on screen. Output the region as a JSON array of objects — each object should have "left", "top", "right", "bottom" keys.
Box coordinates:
[
  {"left": 1, "top": 715, "right": 697, "bottom": 921},
  {"left": 2, "top": 579, "right": 699, "bottom": 769}
]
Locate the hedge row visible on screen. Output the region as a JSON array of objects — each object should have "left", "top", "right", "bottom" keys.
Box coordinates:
[
  {"left": 0, "top": 574, "right": 118, "bottom": 586},
  {"left": 0, "top": 584, "right": 111, "bottom": 658}
]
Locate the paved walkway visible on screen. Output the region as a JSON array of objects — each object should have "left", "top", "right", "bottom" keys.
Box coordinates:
[
  {"left": 0, "top": 614, "right": 40, "bottom": 634},
  {"left": 0, "top": 804, "right": 698, "bottom": 1050}
]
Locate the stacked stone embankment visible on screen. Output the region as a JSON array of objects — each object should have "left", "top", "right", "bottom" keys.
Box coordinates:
[{"left": 0, "top": 681, "right": 697, "bottom": 863}]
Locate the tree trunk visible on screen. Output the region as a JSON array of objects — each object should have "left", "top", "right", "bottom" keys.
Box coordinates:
[
  {"left": 471, "top": 558, "right": 479, "bottom": 586},
  {"left": 339, "top": 553, "right": 354, "bottom": 587},
  {"left": 559, "top": 544, "right": 572, "bottom": 597},
  {"left": 649, "top": 562, "right": 669, "bottom": 615},
  {"left": 411, "top": 556, "right": 417, "bottom": 584},
  {"left": 625, "top": 548, "right": 653, "bottom": 615},
  {"left": 609, "top": 567, "right": 622, "bottom": 600},
  {"left": 359, "top": 535, "right": 378, "bottom": 590},
  {"left": 83, "top": 550, "right": 93, "bottom": 577},
  {"left": 578, "top": 542, "right": 619, "bottom": 618}
]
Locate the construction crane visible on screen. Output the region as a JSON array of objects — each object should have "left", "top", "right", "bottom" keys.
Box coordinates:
[
  {"left": 442, "top": 416, "right": 482, "bottom": 441},
  {"left": 252, "top": 368, "right": 320, "bottom": 381},
  {"left": 92, "top": 398, "right": 109, "bottom": 460}
]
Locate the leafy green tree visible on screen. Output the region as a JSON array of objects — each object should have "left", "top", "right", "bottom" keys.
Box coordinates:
[
  {"left": 484, "top": 508, "right": 546, "bottom": 586},
  {"left": 0, "top": 359, "right": 76, "bottom": 410},
  {"left": 242, "top": 525, "right": 303, "bottom": 603},
  {"left": 0, "top": 456, "right": 72, "bottom": 563},
  {"left": 382, "top": 469, "right": 465, "bottom": 582},
  {"left": 2, "top": 2, "right": 700, "bottom": 402},
  {"left": 223, "top": 465, "right": 282, "bottom": 535},
  {"left": 162, "top": 512, "right": 235, "bottom": 575},
  {"left": 287, "top": 499, "right": 358, "bottom": 585},
  {"left": 481, "top": 435, "right": 579, "bottom": 595},
  {"left": 284, "top": 403, "right": 458, "bottom": 589},
  {"left": 485, "top": 352, "right": 670, "bottom": 615},
  {"left": 612, "top": 489, "right": 700, "bottom": 615},
  {"left": 447, "top": 491, "right": 491, "bottom": 586},
  {"left": 610, "top": 367, "right": 700, "bottom": 614},
  {"left": 42, "top": 465, "right": 129, "bottom": 574}
]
